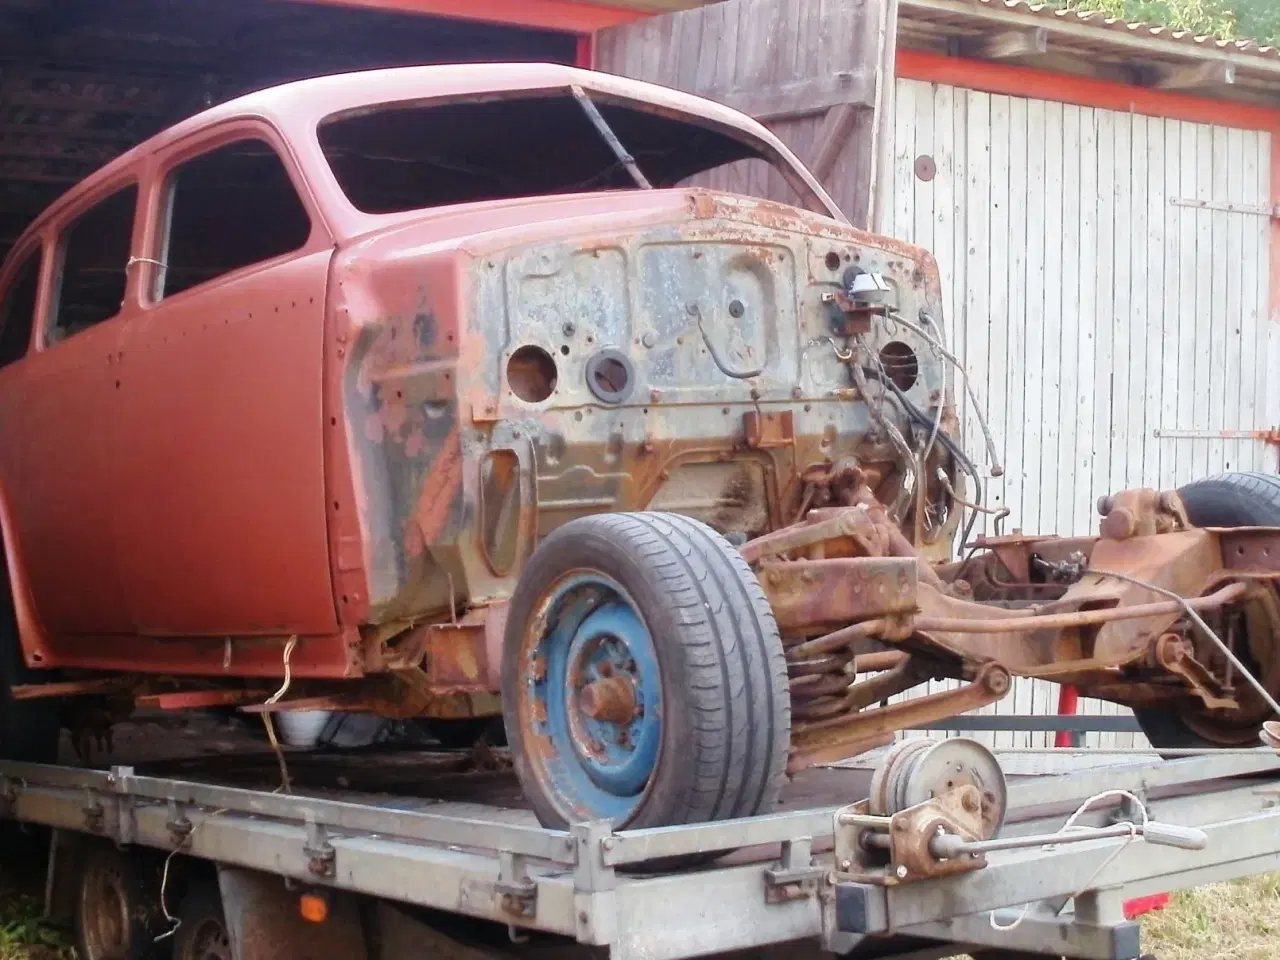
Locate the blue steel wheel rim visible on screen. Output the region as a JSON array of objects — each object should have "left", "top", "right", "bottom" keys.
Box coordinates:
[{"left": 524, "top": 571, "right": 663, "bottom": 823}]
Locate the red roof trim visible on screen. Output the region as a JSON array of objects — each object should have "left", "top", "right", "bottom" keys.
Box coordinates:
[
  {"left": 301, "top": 0, "right": 644, "bottom": 33},
  {"left": 897, "top": 48, "right": 1280, "bottom": 132}
]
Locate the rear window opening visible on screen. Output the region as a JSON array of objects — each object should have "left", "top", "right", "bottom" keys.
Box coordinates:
[{"left": 318, "top": 91, "right": 814, "bottom": 215}]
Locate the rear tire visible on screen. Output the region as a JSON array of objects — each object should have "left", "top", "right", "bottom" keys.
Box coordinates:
[
  {"left": 1134, "top": 472, "right": 1280, "bottom": 749},
  {"left": 503, "top": 512, "right": 790, "bottom": 830},
  {"left": 171, "top": 880, "right": 231, "bottom": 960},
  {"left": 74, "top": 843, "right": 169, "bottom": 960}
]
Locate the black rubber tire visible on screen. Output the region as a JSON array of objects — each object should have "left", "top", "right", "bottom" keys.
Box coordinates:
[
  {"left": 0, "top": 576, "right": 58, "bottom": 764},
  {"left": 1134, "top": 472, "right": 1280, "bottom": 749},
  {"left": 502, "top": 511, "right": 790, "bottom": 830},
  {"left": 74, "top": 843, "right": 169, "bottom": 960},
  {"left": 171, "top": 880, "right": 231, "bottom": 960}
]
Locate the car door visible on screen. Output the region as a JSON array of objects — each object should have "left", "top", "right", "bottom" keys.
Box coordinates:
[
  {"left": 113, "top": 124, "right": 337, "bottom": 637},
  {"left": 0, "top": 181, "right": 139, "bottom": 649}
]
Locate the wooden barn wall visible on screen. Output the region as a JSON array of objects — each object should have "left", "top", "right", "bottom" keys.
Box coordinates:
[
  {"left": 883, "top": 76, "right": 1274, "bottom": 749},
  {"left": 596, "top": 0, "right": 885, "bottom": 227}
]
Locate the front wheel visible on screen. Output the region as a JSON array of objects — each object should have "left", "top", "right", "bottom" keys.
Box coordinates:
[
  {"left": 502, "top": 512, "right": 790, "bottom": 829},
  {"left": 1136, "top": 472, "right": 1280, "bottom": 749}
]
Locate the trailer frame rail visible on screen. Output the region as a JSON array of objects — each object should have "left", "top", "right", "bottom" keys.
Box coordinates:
[{"left": 4, "top": 751, "right": 1280, "bottom": 960}]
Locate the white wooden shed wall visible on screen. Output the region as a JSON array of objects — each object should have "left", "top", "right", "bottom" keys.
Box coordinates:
[{"left": 883, "top": 77, "right": 1275, "bottom": 748}]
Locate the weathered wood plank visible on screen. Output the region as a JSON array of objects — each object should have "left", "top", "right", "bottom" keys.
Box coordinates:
[
  {"left": 1145, "top": 118, "right": 1169, "bottom": 488},
  {"left": 1225, "top": 126, "right": 1246, "bottom": 473},
  {"left": 810, "top": 103, "right": 860, "bottom": 184},
  {"left": 1158, "top": 119, "right": 1181, "bottom": 489},
  {"left": 1091, "top": 108, "right": 1116, "bottom": 504},
  {"left": 1174, "top": 121, "right": 1198, "bottom": 485},
  {"left": 1192, "top": 123, "right": 1214, "bottom": 480},
  {"left": 1107, "top": 110, "right": 1131, "bottom": 497},
  {"left": 1074, "top": 107, "right": 1099, "bottom": 534},
  {"left": 1126, "top": 114, "right": 1148, "bottom": 494},
  {"left": 1243, "top": 132, "right": 1266, "bottom": 470},
  {"left": 1056, "top": 104, "right": 1081, "bottom": 535},
  {"left": 704, "top": 71, "right": 877, "bottom": 120}
]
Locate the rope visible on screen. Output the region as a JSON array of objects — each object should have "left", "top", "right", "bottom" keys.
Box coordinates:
[
  {"left": 990, "top": 789, "right": 1151, "bottom": 932},
  {"left": 156, "top": 636, "right": 302, "bottom": 939},
  {"left": 261, "top": 636, "right": 299, "bottom": 794},
  {"left": 154, "top": 806, "right": 230, "bottom": 942}
]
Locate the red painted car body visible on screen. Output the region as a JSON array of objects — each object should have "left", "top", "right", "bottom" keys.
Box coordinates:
[{"left": 0, "top": 63, "right": 951, "bottom": 705}]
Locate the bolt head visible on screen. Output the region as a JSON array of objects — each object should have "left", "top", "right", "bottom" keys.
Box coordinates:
[
  {"left": 895, "top": 865, "right": 908, "bottom": 879},
  {"left": 839, "top": 859, "right": 852, "bottom": 871}
]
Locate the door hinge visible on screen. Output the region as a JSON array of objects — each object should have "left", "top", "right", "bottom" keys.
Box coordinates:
[{"left": 1169, "top": 198, "right": 1279, "bottom": 218}]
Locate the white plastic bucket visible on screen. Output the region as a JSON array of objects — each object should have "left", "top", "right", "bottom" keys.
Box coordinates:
[{"left": 273, "top": 711, "right": 332, "bottom": 748}]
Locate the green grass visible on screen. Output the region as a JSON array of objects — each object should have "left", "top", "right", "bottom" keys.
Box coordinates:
[
  {"left": 0, "top": 859, "right": 70, "bottom": 960},
  {"left": 1141, "top": 875, "right": 1280, "bottom": 960},
  {"left": 947, "top": 874, "right": 1280, "bottom": 959}
]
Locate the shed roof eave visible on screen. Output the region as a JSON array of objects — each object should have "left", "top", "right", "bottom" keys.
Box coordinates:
[{"left": 898, "top": 0, "right": 1280, "bottom": 78}]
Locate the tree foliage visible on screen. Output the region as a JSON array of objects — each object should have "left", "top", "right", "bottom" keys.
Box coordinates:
[{"left": 1059, "top": 0, "right": 1280, "bottom": 45}]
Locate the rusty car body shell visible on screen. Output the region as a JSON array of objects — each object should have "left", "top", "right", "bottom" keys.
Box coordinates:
[
  {"left": 0, "top": 63, "right": 955, "bottom": 689},
  {"left": 5, "top": 63, "right": 1275, "bottom": 772}
]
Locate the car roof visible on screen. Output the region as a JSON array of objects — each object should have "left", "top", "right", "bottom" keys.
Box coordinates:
[{"left": 13, "top": 62, "right": 789, "bottom": 246}]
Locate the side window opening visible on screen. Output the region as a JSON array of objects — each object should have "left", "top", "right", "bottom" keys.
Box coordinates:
[
  {"left": 157, "top": 139, "right": 312, "bottom": 299},
  {"left": 51, "top": 185, "right": 137, "bottom": 343},
  {"left": 0, "top": 248, "right": 42, "bottom": 367}
]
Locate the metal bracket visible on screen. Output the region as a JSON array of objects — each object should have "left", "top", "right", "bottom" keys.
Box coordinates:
[
  {"left": 1170, "top": 197, "right": 1280, "bottom": 218},
  {"left": 303, "top": 813, "right": 336, "bottom": 878},
  {"left": 82, "top": 789, "right": 105, "bottom": 834},
  {"left": 0, "top": 777, "right": 16, "bottom": 819},
  {"left": 1153, "top": 427, "right": 1280, "bottom": 443},
  {"left": 495, "top": 849, "right": 537, "bottom": 918},
  {"left": 764, "top": 836, "right": 824, "bottom": 903},
  {"left": 165, "top": 798, "right": 193, "bottom": 847},
  {"left": 107, "top": 766, "right": 135, "bottom": 846},
  {"left": 572, "top": 820, "right": 617, "bottom": 893}
]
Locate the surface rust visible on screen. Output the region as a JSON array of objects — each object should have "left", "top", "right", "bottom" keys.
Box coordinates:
[{"left": 3, "top": 61, "right": 1279, "bottom": 776}]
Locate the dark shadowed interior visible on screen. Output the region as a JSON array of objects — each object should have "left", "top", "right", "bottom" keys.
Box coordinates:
[
  {"left": 0, "top": 0, "right": 577, "bottom": 264},
  {"left": 319, "top": 93, "right": 766, "bottom": 213}
]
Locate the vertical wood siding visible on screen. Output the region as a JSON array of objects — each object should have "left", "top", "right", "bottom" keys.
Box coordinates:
[
  {"left": 597, "top": 0, "right": 883, "bottom": 225},
  {"left": 884, "top": 78, "right": 1274, "bottom": 748}
]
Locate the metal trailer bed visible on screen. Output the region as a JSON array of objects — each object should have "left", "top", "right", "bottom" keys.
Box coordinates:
[{"left": 4, "top": 745, "right": 1280, "bottom": 960}]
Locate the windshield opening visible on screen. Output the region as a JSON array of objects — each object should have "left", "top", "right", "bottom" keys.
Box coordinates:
[{"left": 317, "top": 90, "right": 833, "bottom": 217}]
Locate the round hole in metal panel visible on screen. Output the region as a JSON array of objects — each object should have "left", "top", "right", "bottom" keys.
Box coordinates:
[
  {"left": 879, "top": 341, "right": 919, "bottom": 391},
  {"left": 586, "top": 349, "right": 635, "bottom": 404},
  {"left": 507, "top": 345, "right": 558, "bottom": 403}
]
